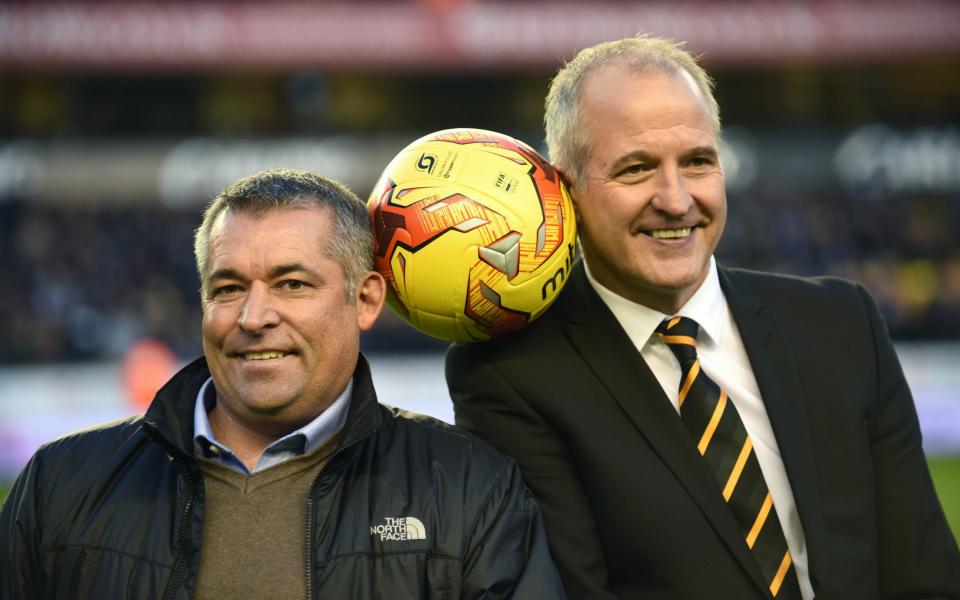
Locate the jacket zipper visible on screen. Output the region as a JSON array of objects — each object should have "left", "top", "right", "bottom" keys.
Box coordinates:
[
  {"left": 141, "top": 422, "right": 200, "bottom": 600},
  {"left": 304, "top": 427, "right": 379, "bottom": 600},
  {"left": 163, "top": 462, "right": 196, "bottom": 600}
]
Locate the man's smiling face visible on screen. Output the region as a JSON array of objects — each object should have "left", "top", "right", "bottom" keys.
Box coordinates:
[
  {"left": 200, "top": 205, "right": 376, "bottom": 436},
  {"left": 571, "top": 64, "right": 727, "bottom": 314}
]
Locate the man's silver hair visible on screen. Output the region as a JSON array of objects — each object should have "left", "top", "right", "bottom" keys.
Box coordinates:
[
  {"left": 544, "top": 34, "right": 721, "bottom": 189},
  {"left": 194, "top": 168, "right": 373, "bottom": 304}
]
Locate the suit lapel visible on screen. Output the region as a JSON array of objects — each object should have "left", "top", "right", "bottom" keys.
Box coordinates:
[
  {"left": 720, "top": 268, "right": 826, "bottom": 590},
  {"left": 558, "top": 263, "right": 771, "bottom": 596}
]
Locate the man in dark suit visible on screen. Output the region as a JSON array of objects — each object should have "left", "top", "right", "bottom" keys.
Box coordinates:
[{"left": 446, "top": 35, "right": 960, "bottom": 599}]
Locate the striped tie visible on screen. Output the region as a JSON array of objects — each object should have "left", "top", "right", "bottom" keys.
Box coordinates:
[{"left": 656, "top": 316, "right": 801, "bottom": 599}]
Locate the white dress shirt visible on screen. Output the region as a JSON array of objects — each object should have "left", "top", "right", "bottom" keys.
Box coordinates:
[{"left": 584, "top": 256, "right": 814, "bottom": 600}]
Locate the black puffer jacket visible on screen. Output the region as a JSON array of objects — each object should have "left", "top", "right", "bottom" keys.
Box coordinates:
[{"left": 1, "top": 355, "right": 564, "bottom": 599}]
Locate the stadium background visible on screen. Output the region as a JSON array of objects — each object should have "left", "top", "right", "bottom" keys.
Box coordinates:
[{"left": 0, "top": 1, "right": 957, "bottom": 541}]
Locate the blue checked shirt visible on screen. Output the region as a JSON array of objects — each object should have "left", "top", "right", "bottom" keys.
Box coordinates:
[{"left": 193, "top": 377, "right": 351, "bottom": 474}]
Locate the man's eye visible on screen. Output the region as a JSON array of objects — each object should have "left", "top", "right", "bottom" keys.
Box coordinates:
[
  {"left": 686, "top": 155, "right": 716, "bottom": 168},
  {"left": 212, "top": 285, "right": 241, "bottom": 297},
  {"left": 619, "top": 163, "right": 650, "bottom": 176},
  {"left": 281, "top": 280, "right": 306, "bottom": 291}
]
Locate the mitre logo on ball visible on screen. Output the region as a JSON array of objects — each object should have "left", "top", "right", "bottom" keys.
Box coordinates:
[{"left": 368, "top": 128, "right": 577, "bottom": 343}]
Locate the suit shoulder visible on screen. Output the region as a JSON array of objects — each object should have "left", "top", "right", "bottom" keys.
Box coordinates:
[
  {"left": 722, "top": 267, "right": 883, "bottom": 342},
  {"left": 725, "top": 267, "right": 860, "bottom": 292},
  {"left": 724, "top": 267, "right": 868, "bottom": 305}
]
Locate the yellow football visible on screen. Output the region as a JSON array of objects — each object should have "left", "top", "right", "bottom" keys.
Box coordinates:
[{"left": 368, "top": 128, "right": 577, "bottom": 343}]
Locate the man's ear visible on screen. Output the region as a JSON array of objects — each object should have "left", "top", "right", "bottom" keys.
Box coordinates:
[
  {"left": 355, "top": 271, "right": 386, "bottom": 332},
  {"left": 555, "top": 165, "right": 582, "bottom": 220}
]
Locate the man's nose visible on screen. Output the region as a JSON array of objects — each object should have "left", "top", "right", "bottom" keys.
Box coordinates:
[
  {"left": 237, "top": 282, "right": 280, "bottom": 333},
  {"left": 650, "top": 165, "right": 693, "bottom": 217}
]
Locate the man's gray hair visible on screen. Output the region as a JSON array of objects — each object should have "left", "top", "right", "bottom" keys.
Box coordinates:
[
  {"left": 194, "top": 168, "right": 373, "bottom": 303},
  {"left": 545, "top": 34, "right": 720, "bottom": 189}
]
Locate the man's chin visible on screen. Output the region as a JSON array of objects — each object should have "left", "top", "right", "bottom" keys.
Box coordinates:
[
  {"left": 631, "top": 268, "right": 704, "bottom": 291},
  {"left": 646, "top": 250, "right": 711, "bottom": 280},
  {"left": 227, "top": 381, "right": 300, "bottom": 414},
  {"left": 242, "top": 392, "right": 299, "bottom": 415}
]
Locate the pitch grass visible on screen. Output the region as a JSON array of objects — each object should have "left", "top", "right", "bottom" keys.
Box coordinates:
[
  {"left": 929, "top": 456, "right": 960, "bottom": 543},
  {"left": 0, "top": 459, "right": 958, "bottom": 542}
]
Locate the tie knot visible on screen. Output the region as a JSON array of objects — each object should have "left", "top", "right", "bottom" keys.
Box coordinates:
[
  {"left": 656, "top": 316, "right": 700, "bottom": 365},
  {"left": 656, "top": 315, "right": 700, "bottom": 339}
]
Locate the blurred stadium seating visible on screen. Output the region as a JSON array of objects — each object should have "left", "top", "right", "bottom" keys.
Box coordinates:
[{"left": 0, "top": 1, "right": 958, "bottom": 532}]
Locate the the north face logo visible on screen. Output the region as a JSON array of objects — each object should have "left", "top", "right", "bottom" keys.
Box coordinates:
[{"left": 370, "top": 516, "right": 426, "bottom": 541}]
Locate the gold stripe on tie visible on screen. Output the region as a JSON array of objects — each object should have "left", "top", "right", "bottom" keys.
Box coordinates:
[
  {"left": 746, "top": 492, "right": 773, "bottom": 548},
  {"left": 770, "top": 551, "right": 793, "bottom": 597},
  {"left": 667, "top": 315, "right": 682, "bottom": 329},
  {"left": 723, "top": 437, "right": 753, "bottom": 501},
  {"left": 678, "top": 360, "right": 701, "bottom": 409},
  {"left": 659, "top": 334, "right": 697, "bottom": 346},
  {"left": 697, "top": 390, "right": 727, "bottom": 455}
]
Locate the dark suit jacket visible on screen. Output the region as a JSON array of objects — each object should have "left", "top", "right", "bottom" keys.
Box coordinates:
[{"left": 446, "top": 262, "right": 960, "bottom": 599}]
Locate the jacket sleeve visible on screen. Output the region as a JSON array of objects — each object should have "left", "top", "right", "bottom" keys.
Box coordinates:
[
  {"left": 460, "top": 458, "right": 566, "bottom": 599},
  {"left": 858, "top": 284, "right": 960, "bottom": 597},
  {"left": 0, "top": 451, "right": 46, "bottom": 600},
  {"left": 448, "top": 345, "right": 615, "bottom": 599}
]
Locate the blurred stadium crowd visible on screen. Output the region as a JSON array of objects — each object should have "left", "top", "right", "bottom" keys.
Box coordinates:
[{"left": 1, "top": 178, "right": 957, "bottom": 363}]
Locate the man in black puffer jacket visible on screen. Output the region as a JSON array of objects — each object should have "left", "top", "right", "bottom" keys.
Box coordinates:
[{"left": 1, "top": 168, "right": 564, "bottom": 599}]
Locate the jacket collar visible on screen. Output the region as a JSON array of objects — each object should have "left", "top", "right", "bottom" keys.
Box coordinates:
[
  {"left": 142, "top": 353, "right": 383, "bottom": 459},
  {"left": 143, "top": 356, "right": 210, "bottom": 457},
  {"left": 335, "top": 353, "right": 384, "bottom": 450}
]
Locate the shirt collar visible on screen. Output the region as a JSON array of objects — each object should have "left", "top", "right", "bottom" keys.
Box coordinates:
[
  {"left": 584, "top": 255, "right": 726, "bottom": 348},
  {"left": 193, "top": 376, "right": 352, "bottom": 464}
]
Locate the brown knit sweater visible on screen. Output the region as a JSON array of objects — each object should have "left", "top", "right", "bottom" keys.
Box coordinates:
[{"left": 193, "top": 432, "right": 340, "bottom": 600}]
